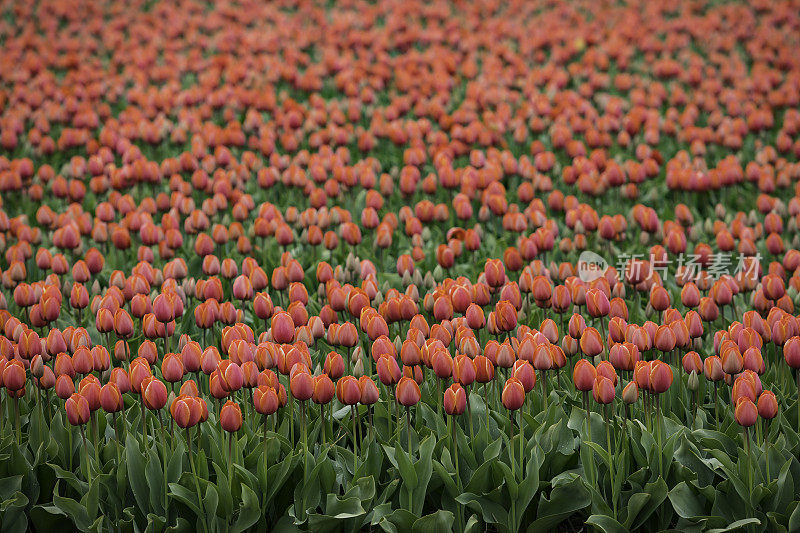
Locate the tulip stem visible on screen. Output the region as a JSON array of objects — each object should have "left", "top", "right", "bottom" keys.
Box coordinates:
[
  {"left": 67, "top": 424, "right": 73, "bottom": 471},
  {"left": 80, "top": 425, "right": 90, "bottom": 484},
  {"left": 352, "top": 406, "right": 358, "bottom": 478},
  {"left": 302, "top": 402, "right": 308, "bottom": 483},
  {"left": 764, "top": 422, "right": 770, "bottom": 482},
  {"left": 228, "top": 432, "right": 234, "bottom": 520},
  {"left": 320, "top": 403, "right": 327, "bottom": 445},
  {"left": 289, "top": 393, "right": 294, "bottom": 445},
  {"left": 656, "top": 395, "right": 663, "bottom": 479},
  {"left": 140, "top": 396, "right": 147, "bottom": 449},
  {"left": 450, "top": 415, "right": 464, "bottom": 533},
  {"left": 406, "top": 406, "right": 412, "bottom": 454},
  {"left": 186, "top": 428, "right": 209, "bottom": 533},
  {"left": 604, "top": 406, "right": 617, "bottom": 519},
  {"left": 510, "top": 411, "right": 516, "bottom": 531},
  {"left": 466, "top": 388, "right": 474, "bottom": 442},
  {"left": 13, "top": 397, "right": 20, "bottom": 445},
  {"left": 158, "top": 412, "right": 169, "bottom": 519},
  {"left": 91, "top": 412, "right": 99, "bottom": 464},
  {"left": 518, "top": 410, "right": 523, "bottom": 475},
  {"left": 542, "top": 371, "right": 548, "bottom": 411},
  {"left": 796, "top": 371, "right": 800, "bottom": 431},
  {"left": 113, "top": 412, "right": 121, "bottom": 466},
  {"left": 745, "top": 427, "right": 753, "bottom": 505}
]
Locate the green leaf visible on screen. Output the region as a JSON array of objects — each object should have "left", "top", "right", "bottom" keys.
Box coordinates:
[
  {"left": 167, "top": 439, "right": 185, "bottom": 484},
  {"left": 527, "top": 476, "right": 590, "bottom": 533},
  {"left": 410, "top": 435, "right": 436, "bottom": 517},
  {"left": 53, "top": 490, "right": 90, "bottom": 531},
  {"left": 706, "top": 518, "right": 761, "bottom": 533},
  {"left": 432, "top": 460, "right": 458, "bottom": 496},
  {"left": 586, "top": 514, "right": 628, "bottom": 533},
  {"left": 384, "top": 444, "right": 418, "bottom": 489},
  {"left": 668, "top": 481, "right": 705, "bottom": 519},
  {"left": 231, "top": 483, "right": 260, "bottom": 533},
  {"left": 0, "top": 475, "right": 23, "bottom": 500},
  {"left": 125, "top": 436, "right": 150, "bottom": 513},
  {"left": 412, "top": 510, "right": 454, "bottom": 533},
  {"left": 377, "top": 509, "right": 418, "bottom": 533},
  {"left": 168, "top": 482, "right": 202, "bottom": 517},
  {"left": 582, "top": 441, "right": 612, "bottom": 470},
  {"left": 145, "top": 447, "right": 165, "bottom": 512},
  {"left": 205, "top": 483, "right": 219, "bottom": 520},
  {"left": 31, "top": 504, "right": 72, "bottom": 530},
  {"left": 627, "top": 476, "right": 668, "bottom": 530},
  {"left": 84, "top": 476, "right": 100, "bottom": 523},
  {"left": 456, "top": 492, "right": 508, "bottom": 527},
  {"left": 789, "top": 502, "right": 800, "bottom": 532}
]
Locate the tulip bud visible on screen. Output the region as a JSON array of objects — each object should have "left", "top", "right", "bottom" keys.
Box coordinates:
[
  {"left": 501, "top": 377, "right": 525, "bottom": 410},
  {"left": 622, "top": 382, "right": 638, "bottom": 404},
  {"left": 396, "top": 376, "right": 421, "bottom": 406},
  {"left": 734, "top": 397, "right": 757, "bottom": 427},
  {"left": 687, "top": 371, "right": 699, "bottom": 392},
  {"left": 65, "top": 393, "right": 91, "bottom": 426},
  {"left": 443, "top": 383, "right": 467, "bottom": 415},
  {"left": 757, "top": 390, "right": 778, "bottom": 420},
  {"left": 220, "top": 401, "right": 243, "bottom": 432}
]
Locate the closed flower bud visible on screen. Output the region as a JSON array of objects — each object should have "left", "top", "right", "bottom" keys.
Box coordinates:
[
  {"left": 734, "top": 397, "right": 758, "bottom": 427},
  {"left": 65, "top": 393, "right": 91, "bottom": 426},
  {"left": 312, "top": 375, "right": 335, "bottom": 405},
  {"left": 444, "top": 383, "right": 467, "bottom": 415},
  {"left": 290, "top": 369, "right": 314, "bottom": 401},
  {"left": 254, "top": 386, "right": 280, "bottom": 415},
  {"left": 757, "top": 390, "right": 778, "bottom": 420},
  {"left": 501, "top": 377, "right": 525, "bottom": 410},
  {"left": 143, "top": 378, "right": 168, "bottom": 410},
  {"left": 359, "top": 376, "right": 380, "bottom": 404},
  {"left": 592, "top": 376, "right": 615, "bottom": 404},
  {"left": 622, "top": 381, "right": 639, "bottom": 404},
  {"left": 396, "top": 376, "right": 421, "bottom": 406},
  {"left": 649, "top": 360, "right": 673, "bottom": 393},
  {"left": 573, "top": 359, "right": 596, "bottom": 391},
  {"left": 100, "top": 383, "right": 123, "bottom": 413},
  {"left": 336, "top": 375, "right": 362, "bottom": 405},
  {"left": 220, "top": 401, "right": 243, "bottom": 432}
]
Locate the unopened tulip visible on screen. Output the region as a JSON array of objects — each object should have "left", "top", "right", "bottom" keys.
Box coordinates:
[
  {"left": 396, "top": 376, "right": 421, "bottom": 406},
  {"left": 444, "top": 383, "right": 467, "bottom": 415},
  {"left": 734, "top": 397, "right": 758, "bottom": 427},
  {"left": 220, "top": 401, "right": 243, "bottom": 432},
  {"left": 501, "top": 377, "right": 525, "bottom": 410}
]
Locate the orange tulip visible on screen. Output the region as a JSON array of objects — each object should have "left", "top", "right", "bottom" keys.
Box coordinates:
[
  {"left": 444, "top": 383, "right": 467, "bottom": 415},
  {"left": 220, "top": 401, "right": 243, "bottom": 432},
  {"left": 501, "top": 377, "right": 525, "bottom": 410},
  {"left": 396, "top": 376, "right": 421, "bottom": 406}
]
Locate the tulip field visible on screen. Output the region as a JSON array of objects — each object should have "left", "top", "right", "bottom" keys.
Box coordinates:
[{"left": 3, "top": 0, "right": 800, "bottom": 531}]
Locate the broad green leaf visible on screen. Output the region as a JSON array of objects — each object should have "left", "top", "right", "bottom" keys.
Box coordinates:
[
  {"left": 668, "top": 481, "right": 705, "bottom": 518},
  {"left": 586, "top": 514, "right": 627, "bottom": 533},
  {"left": 231, "top": 483, "right": 261, "bottom": 533},
  {"left": 412, "top": 510, "right": 455, "bottom": 533},
  {"left": 125, "top": 436, "right": 150, "bottom": 513},
  {"left": 706, "top": 518, "right": 761, "bottom": 533},
  {"left": 527, "top": 476, "right": 590, "bottom": 533}
]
